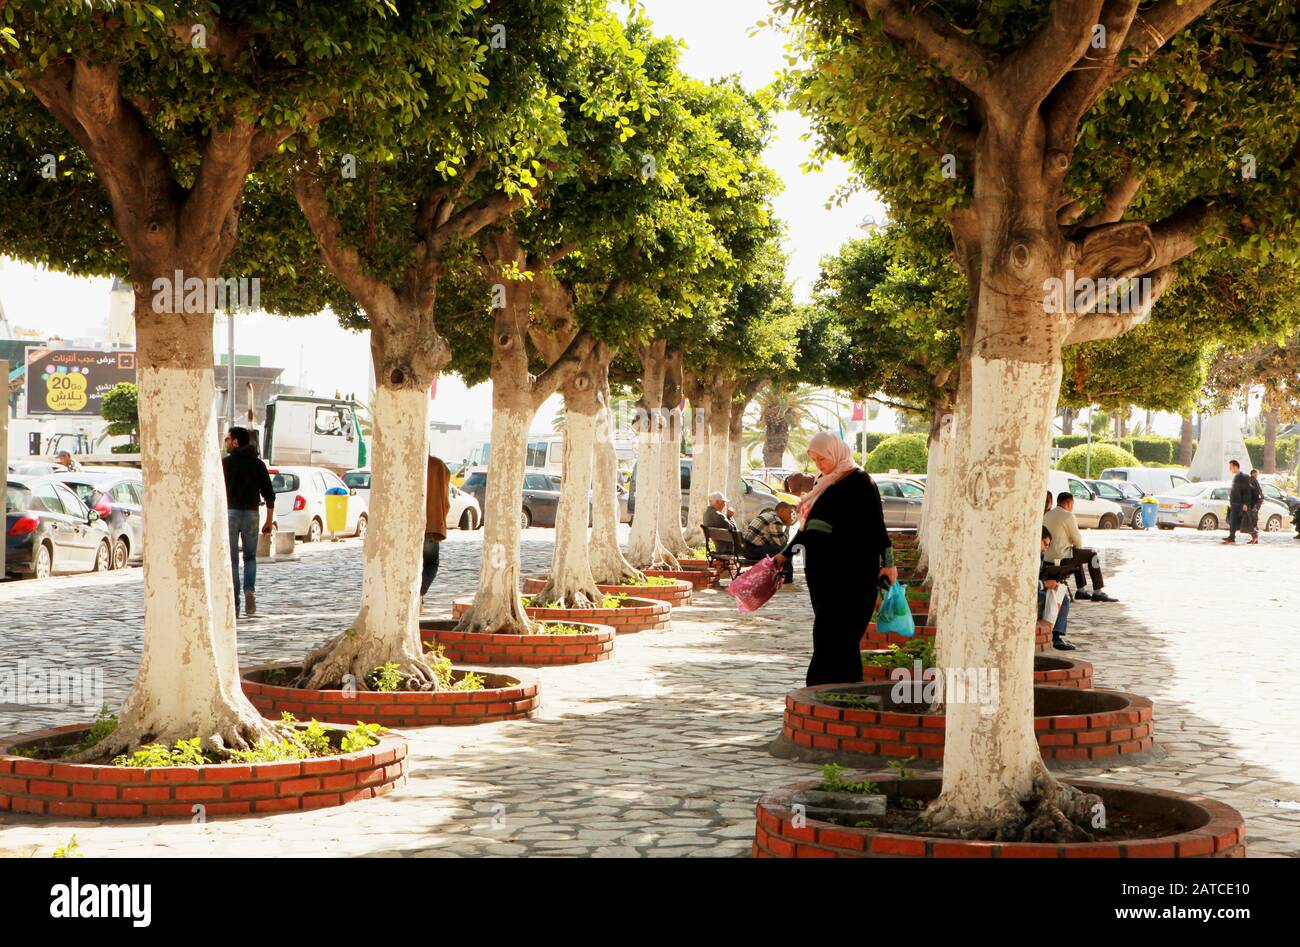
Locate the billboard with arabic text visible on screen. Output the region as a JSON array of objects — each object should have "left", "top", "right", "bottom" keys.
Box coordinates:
[{"left": 22, "top": 346, "right": 137, "bottom": 417}]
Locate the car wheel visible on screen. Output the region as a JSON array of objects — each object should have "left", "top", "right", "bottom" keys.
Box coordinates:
[
  {"left": 1266, "top": 514, "right": 1283, "bottom": 532},
  {"left": 459, "top": 509, "right": 473, "bottom": 530},
  {"left": 520, "top": 508, "right": 532, "bottom": 530},
  {"left": 93, "top": 540, "right": 111, "bottom": 572},
  {"left": 34, "top": 543, "right": 52, "bottom": 579},
  {"left": 354, "top": 514, "right": 368, "bottom": 539},
  {"left": 1130, "top": 508, "right": 1143, "bottom": 528},
  {"left": 1098, "top": 514, "right": 1118, "bottom": 530},
  {"left": 1197, "top": 513, "right": 1218, "bottom": 531},
  {"left": 111, "top": 537, "right": 129, "bottom": 570},
  {"left": 307, "top": 518, "right": 323, "bottom": 543}
]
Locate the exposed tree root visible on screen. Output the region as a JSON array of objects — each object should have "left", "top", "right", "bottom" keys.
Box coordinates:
[
  {"left": 920, "top": 771, "right": 1102, "bottom": 842},
  {"left": 295, "top": 627, "right": 437, "bottom": 691},
  {"left": 534, "top": 573, "right": 605, "bottom": 609},
  {"left": 592, "top": 556, "right": 645, "bottom": 586},
  {"left": 65, "top": 704, "right": 291, "bottom": 764},
  {"left": 455, "top": 597, "right": 533, "bottom": 636}
]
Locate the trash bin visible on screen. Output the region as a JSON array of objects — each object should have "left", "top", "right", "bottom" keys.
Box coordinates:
[
  {"left": 1140, "top": 497, "right": 1158, "bottom": 528},
  {"left": 324, "top": 487, "right": 349, "bottom": 536}
]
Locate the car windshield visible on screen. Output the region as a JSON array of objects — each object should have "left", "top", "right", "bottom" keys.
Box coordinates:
[
  {"left": 343, "top": 472, "right": 370, "bottom": 490},
  {"left": 463, "top": 472, "right": 486, "bottom": 489},
  {"left": 270, "top": 473, "right": 300, "bottom": 493},
  {"left": 1168, "top": 482, "right": 1205, "bottom": 496},
  {"left": 6, "top": 484, "right": 30, "bottom": 513}
]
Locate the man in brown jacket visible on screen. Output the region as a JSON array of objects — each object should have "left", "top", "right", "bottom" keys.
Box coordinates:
[{"left": 422, "top": 454, "right": 451, "bottom": 597}]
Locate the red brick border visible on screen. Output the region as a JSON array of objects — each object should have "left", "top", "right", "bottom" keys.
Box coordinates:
[
  {"left": 861, "top": 652, "right": 1093, "bottom": 689},
  {"left": 645, "top": 567, "right": 715, "bottom": 591},
  {"left": 521, "top": 573, "right": 692, "bottom": 607},
  {"left": 861, "top": 624, "right": 938, "bottom": 648},
  {"left": 451, "top": 595, "right": 671, "bottom": 634},
  {"left": 752, "top": 777, "right": 1245, "bottom": 858},
  {"left": 778, "top": 683, "right": 1154, "bottom": 763},
  {"left": 241, "top": 664, "right": 539, "bottom": 727},
  {"left": 0, "top": 723, "right": 406, "bottom": 819},
  {"left": 419, "top": 618, "right": 614, "bottom": 666},
  {"left": 862, "top": 621, "right": 1050, "bottom": 652}
]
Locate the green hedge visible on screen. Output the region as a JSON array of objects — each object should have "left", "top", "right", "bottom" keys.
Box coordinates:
[
  {"left": 1245, "top": 435, "right": 1299, "bottom": 472},
  {"left": 1056, "top": 443, "right": 1140, "bottom": 477},
  {"left": 864, "top": 433, "right": 929, "bottom": 474},
  {"left": 1053, "top": 434, "right": 1179, "bottom": 464}
]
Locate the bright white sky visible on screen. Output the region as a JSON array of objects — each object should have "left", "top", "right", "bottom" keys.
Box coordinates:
[{"left": 0, "top": 1, "right": 881, "bottom": 433}]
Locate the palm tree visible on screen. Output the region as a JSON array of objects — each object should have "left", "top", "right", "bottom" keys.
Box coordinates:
[{"left": 744, "top": 382, "right": 844, "bottom": 467}]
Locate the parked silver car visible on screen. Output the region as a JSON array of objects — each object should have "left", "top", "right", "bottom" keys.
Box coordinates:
[
  {"left": 1154, "top": 481, "right": 1288, "bottom": 532},
  {"left": 874, "top": 476, "right": 925, "bottom": 528}
]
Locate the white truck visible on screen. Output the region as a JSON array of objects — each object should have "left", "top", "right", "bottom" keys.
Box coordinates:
[{"left": 260, "top": 395, "right": 367, "bottom": 475}]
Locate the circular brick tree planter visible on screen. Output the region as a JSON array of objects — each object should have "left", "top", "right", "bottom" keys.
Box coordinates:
[
  {"left": 862, "top": 623, "right": 938, "bottom": 648},
  {"left": 862, "top": 621, "right": 1050, "bottom": 652},
  {"left": 521, "top": 573, "right": 692, "bottom": 607},
  {"left": 645, "top": 567, "right": 714, "bottom": 591},
  {"left": 419, "top": 617, "right": 614, "bottom": 667},
  {"left": 773, "top": 682, "right": 1154, "bottom": 765},
  {"left": 862, "top": 651, "right": 1094, "bottom": 689},
  {"left": 241, "top": 663, "right": 540, "bottom": 728},
  {"left": 753, "top": 777, "right": 1245, "bottom": 858},
  {"left": 451, "top": 595, "right": 670, "bottom": 634},
  {"left": 0, "top": 722, "right": 406, "bottom": 819}
]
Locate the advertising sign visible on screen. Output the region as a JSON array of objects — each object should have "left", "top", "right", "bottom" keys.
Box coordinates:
[{"left": 23, "top": 347, "right": 137, "bottom": 417}]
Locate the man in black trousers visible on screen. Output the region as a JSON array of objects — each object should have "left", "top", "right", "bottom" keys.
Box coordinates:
[{"left": 1225, "top": 459, "right": 1254, "bottom": 545}]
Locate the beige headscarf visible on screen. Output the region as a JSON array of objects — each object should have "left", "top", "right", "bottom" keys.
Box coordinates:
[{"left": 796, "top": 432, "right": 859, "bottom": 526}]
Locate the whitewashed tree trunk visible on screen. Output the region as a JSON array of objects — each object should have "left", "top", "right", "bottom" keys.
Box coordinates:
[
  {"left": 74, "top": 307, "right": 278, "bottom": 759},
  {"left": 298, "top": 382, "right": 434, "bottom": 689},
  {"left": 591, "top": 372, "right": 643, "bottom": 584},
  {"left": 926, "top": 353, "right": 1085, "bottom": 835},
  {"left": 627, "top": 343, "right": 677, "bottom": 570},
  {"left": 727, "top": 398, "right": 745, "bottom": 503},
  {"left": 706, "top": 382, "right": 733, "bottom": 499},
  {"left": 916, "top": 407, "right": 952, "bottom": 582},
  {"left": 657, "top": 406, "right": 690, "bottom": 557},
  {"left": 682, "top": 392, "right": 712, "bottom": 549},
  {"left": 458, "top": 400, "right": 533, "bottom": 633},
  {"left": 536, "top": 397, "right": 603, "bottom": 607}
]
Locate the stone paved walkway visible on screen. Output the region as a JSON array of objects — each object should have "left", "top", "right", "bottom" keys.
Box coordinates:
[{"left": 1, "top": 526, "right": 1298, "bottom": 856}]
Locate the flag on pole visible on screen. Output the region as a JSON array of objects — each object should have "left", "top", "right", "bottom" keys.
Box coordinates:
[
  {"left": 429, "top": 375, "right": 438, "bottom": 400},
  {"left": 851, "top": 401, "right": 865, "bottom": 422}
]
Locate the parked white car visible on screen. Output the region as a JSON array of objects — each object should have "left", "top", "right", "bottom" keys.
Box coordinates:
[
  {"left": 342, "top": 467, "right": 481, "bottom": 530},
  {"left": 269, "top": 465, "right": 368, "bottom": 542},
  {"left": 1153, "top": 481, "right": 1289, "bottom": 532},
  {"left": 1046, "top": 469, "right": 1125, "bottom": 529},
  {"left": 1099, "top": 466, "right": 1190, "bottom": 495}
]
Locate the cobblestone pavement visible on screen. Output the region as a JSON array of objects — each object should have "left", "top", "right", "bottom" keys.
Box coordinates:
[{"left": 1, "top": 525, "right": 1298, "bottom": 857}]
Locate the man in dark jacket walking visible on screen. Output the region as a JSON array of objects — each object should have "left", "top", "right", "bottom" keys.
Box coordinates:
[
  {"left": 1248, "top": 468, "right": 1265, "bottom": 543},
  {"left": 1225, "top": 459, "right": 1253, "bottom": 545},
  {"left": 222, "top": 427, "right": 275, "bottom": 616}
]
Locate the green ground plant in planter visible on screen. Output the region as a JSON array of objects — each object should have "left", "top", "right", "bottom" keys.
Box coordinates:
[{"left": 863, "top": 638, "right": 936, "bottom": 672}]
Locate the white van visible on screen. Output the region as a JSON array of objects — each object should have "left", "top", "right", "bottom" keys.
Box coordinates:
[
  {"left": 1046, "top": 470, "right": 1125, "bottom": 529},
  {"left": 1099, "top": 466, "right": 1190, "bottom": 496},
  {"left": 261, "top": 396, "right": 366, "bottom": 476}
]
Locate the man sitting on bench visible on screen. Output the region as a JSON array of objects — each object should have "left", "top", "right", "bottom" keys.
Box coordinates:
[
  {"left": 740, "top": 502, "right": 796, "bottom": 582},
  {"left": 1043, "top": 491, "right": 1117, "bottom": 602}
]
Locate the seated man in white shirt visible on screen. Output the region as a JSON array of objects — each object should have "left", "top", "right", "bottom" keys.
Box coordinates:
[{"left": 1042, "top": 491, "right": 1117, "bottom": 602}]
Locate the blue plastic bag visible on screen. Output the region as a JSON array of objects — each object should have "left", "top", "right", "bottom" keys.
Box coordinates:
[{"left": 875, "top": 581, "right": 915, "bottom": 637}]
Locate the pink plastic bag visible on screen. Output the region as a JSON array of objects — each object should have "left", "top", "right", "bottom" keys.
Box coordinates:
[{"left": 726, "top": 556, "right": 784, "bottom": 613}]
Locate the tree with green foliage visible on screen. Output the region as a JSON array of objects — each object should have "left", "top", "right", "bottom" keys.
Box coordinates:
[
  {"left": 0, "top": 0, "right": 446, "bottom": 758},
  {"left": 1056, "top": 442, "right": 1139, "bottom": 477},
  {"left": 778, "top": 0, "right": 1300, "bottom": 839},
  {"left": 865, "top": 432, "right": 928, "bottom": 473},
  {"left": 100, "top": 382, "right": 139, "bottom": 452}
]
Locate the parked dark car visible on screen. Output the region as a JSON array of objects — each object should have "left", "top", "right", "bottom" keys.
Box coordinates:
[
  {"left": 1259, "top": 480, "right": 1300, "bottom": 513},
  {"left": 1086, "top": 479, "right": 1143, "bottom": 528},
  {"left": 57, "top": 471, "right": 144, "bottom": 569},
  {"left": 5, "top": 475, "right": 112, "bottom": 578},
  {"left": 461, "top": 469, "right": 564, "bottom": 529}
]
